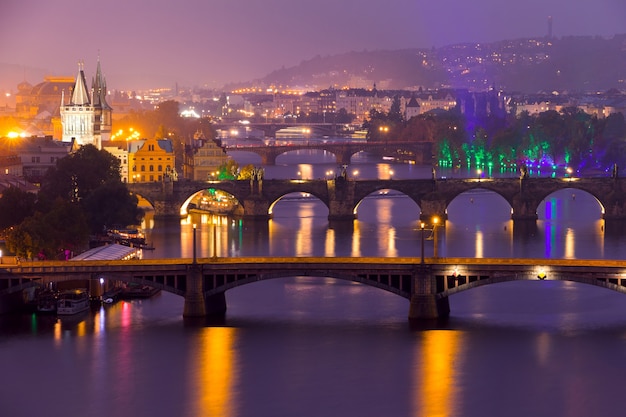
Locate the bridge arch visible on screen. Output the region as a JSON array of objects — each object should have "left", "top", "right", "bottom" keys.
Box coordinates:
[
  {"left": 437, "top": 270, "right": 626, "bottom": 299},
  {"left": 268, "top": 191, "right": 330, "bottom": 217},
  {"left": 354, "top": 189, "right": 421, "bottom": 222},
  {"left": 446, "top": 188, "right": 513, "bottom": 223},
  {"left": 536, "top": 187, "right": 605, "bottom": 221},
  {"left": 201, "top": 270, "right": 412, "bottom": 300}
]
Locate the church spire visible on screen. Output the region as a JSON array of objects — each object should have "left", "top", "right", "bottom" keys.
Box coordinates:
[
  {"left": 70, "top": 60, "right": 90, "bottom": 105},
  {"left": 92, "top": 56, "right": 111, "bottom": 110}
]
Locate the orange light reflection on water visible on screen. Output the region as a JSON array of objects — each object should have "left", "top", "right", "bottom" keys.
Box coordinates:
[
  {"left": 416, "top": 330, "right": 463, "bottom": 417},
  {"left": 190, "top": 327, "right": 239, "bottom": 417}
]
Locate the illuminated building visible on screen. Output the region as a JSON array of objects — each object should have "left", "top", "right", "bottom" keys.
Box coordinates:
[
  {"left": 60, "top": 59, "right": 112, "bottom": 149},
  {"left": 192, "top": 137, "right": 229, "bottom": 181},
  {"left": 128, "top": 138, "right": 175, "bottom": 183}
]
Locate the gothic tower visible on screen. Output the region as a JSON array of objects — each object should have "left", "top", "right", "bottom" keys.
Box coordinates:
[{"left": 60, "top": 59, "right": 112, "bottom": 149}]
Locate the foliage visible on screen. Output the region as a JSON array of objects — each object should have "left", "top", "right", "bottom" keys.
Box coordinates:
[
  {"left": 366, "top": 105, "right": 626, "bottom": 173},
  {"left": 38, "top": 144, "right": 121, "bottom": 204},
  {"left": 5, "top": 144, "right": 142, "bottom": 257},
  {"left": 5, "top": 199, "right": 89, "bottom": 259},
  {"left": 81, "top": 182, "right": 141, "bottom": 233},
  {"left": 0, "top": 187, "right": 37, "bottom": 230}
]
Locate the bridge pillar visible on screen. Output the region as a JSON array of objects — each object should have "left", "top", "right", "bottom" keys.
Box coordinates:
[
  {"left": 183, "top": 265, "right": 206, "bottom": 317},
  {"left": 408, "top": 266, "right": 450, "bottom": 320},
  {"left": 327, "top": 178, "right": 356, "bottom": 220},
  {"left": 243, "top": 198, "right": 271, "bottom": 219},
  {"left": 510, "top": 195, "right": 539, "bottom": 220},
  {"left": 419, "top": 198, "right": 448, "bottom": 223},
  {"left": 260, "top": 154, "right": 277, "bottom": 166},
  {"left": 153, "top": 200, "right": 185, "bottom": 219}
]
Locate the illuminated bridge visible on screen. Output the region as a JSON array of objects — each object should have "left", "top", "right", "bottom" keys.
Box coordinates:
[
  {"left": 223, "top": 141, "right": 433, "bottom": 165},
  {"left": 2, "top": 257, "right": 626, "bottom": 320},
  {"left": 128, "top": 176, "right": 626, "bottom": 222}
]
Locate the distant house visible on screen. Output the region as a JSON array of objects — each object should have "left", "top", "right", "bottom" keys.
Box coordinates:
[
  {"left": 404, "top": 95, "right": 421, "bottom": 120},
  {"left": 102, "top": 140, "right": 130, "bottom": 183},
  {"left": 128, "top": 137, "right": 176, "bottom": 183},
  {"left": 192, "top": 138, "right": 229, "bottom": 181},
  {"left": 0, "top": 174, "right": 38, "bottom": 197},
  {"left": 0, "top": 136, "right": 74, "bottom": 184}
]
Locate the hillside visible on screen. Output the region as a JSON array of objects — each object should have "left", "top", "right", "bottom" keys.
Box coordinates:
[{"left": 255, "top": 35, "right": 626, "bottom": 93}]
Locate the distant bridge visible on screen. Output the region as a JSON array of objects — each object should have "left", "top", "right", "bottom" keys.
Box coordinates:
[
  {"left": 224, "top": 141, "right": 433, "bottom": 165},
  {"left": 2, "top": 257, "right": 626, "bottom": 320},
  {"left": 213, "top": 121, "right": 342, "bottom": 138},
  {"left": 128, "top": 176, "right": 626, "bottom": 222}
]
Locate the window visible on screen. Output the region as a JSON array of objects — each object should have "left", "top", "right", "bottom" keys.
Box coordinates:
[
  {"left": 158, "top": 165, "right": 162, "bottom": 171},
  {"left": 31, "top": 156, "right": 40, "bottom": 163},
  {"left": 149, "top": 165, "right": 154, "bottom": 172}
]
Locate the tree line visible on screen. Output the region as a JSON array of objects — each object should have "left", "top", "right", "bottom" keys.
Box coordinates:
[
  {"left": 0, "top": 145, "right": 141, "bottom": 259},
  {"left": 365, "top": 99, "right": 626, "bottom": 172}
]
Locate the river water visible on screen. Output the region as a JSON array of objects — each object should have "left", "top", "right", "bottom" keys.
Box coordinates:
[{"left": 2, "top": 148, "right": 626, "bottom": 417}]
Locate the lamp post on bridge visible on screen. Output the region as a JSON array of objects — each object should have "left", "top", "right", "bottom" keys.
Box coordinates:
[
  {"left": 212, "top": 219, "right": 218, "bottom": 259},
  {"left": 420, "top": 222, "right": 425, "bottom": 264},
  {"left": 192, "top": 224, "right": 197, "bottom": 264}
]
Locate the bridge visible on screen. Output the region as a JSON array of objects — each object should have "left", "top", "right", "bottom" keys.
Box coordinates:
[
  {"left": 128, "top": 176, "right": 626, "bottom": 222},
  {"left": 2, "top": 257, "right": 626, "bottom": 320},
  {"left": 213, "top": 121, "right": 342, "bottom": 138},
  {"left": 224, "top": 141, "right": 433, "bottom": 165}
]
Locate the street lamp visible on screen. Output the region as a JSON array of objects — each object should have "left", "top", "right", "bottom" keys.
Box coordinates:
[
  {"left": 432, "top": 217, "right": 440, "bottom": 258},
  {"left": 212, "top": 218, "right": 218, "bottom": 259},
  {"left": 192, "top": 224, "right": 197, "bottom": 264},
  {"left": 420, "top": 222, "right": 425, "bottom": 264}
]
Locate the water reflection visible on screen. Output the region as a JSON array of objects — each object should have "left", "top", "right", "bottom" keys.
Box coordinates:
[
  {"left": 190, "top": 327, "right": 238, "bottom": 417},
  {"left": 416, "top": 330, "right": 463, "bottom": 417}
]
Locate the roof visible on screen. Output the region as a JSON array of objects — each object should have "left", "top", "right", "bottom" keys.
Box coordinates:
[{"left": 71, "top": 243, "right": 140, "bottom": 261}]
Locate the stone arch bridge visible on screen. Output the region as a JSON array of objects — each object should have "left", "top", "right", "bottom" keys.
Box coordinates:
[
  {"left": 128, "top": 177, "right": 626, "bottom": 222},
  {"left": 225, "top": 141, "right": 433, "bottom": 165},
  {"left": 2, "top": 257, "right": 626, "bottom": 321}
]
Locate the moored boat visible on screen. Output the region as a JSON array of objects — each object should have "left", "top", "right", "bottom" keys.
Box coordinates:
[
  {"left": 36, "top": 290, "right": 58, "bottom": 313},
  {"left": 57, "top": 289, "right": 90, "bottom": 315}
]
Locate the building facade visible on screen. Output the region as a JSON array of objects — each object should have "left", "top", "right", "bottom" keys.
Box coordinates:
[
  {"left": 128, "top": 138, "right": 175, "bottom": 183},
  {"left": 60, "top": 60, "right": 112, "bottom": 149},
  {"left": 192, "top": 138, "right": 229, "bottom": 181}
]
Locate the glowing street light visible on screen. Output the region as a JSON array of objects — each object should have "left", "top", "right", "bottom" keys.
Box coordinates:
[
  {"left": 432, "top": 216, "right": 440, "bottom": 258},
  {"left": 192, "top": 224, "right": 197, "bottom": 264},
  {"left": 420, "top": 222, "right": 426, "bottom": 264}
]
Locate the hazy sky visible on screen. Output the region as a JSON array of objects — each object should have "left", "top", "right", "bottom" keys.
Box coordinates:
[{"left": 1, "top": 0, "right": 624, "bottom": 90}]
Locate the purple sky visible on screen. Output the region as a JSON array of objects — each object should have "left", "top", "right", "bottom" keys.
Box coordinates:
[{"left": 0, "top": 0, "right": 624, "bottom": 91}]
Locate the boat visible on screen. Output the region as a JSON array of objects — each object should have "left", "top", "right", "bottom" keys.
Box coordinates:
[
  {"left": 36, "top": 289, "right": 58, "bottom": 314},
  {"left": 57, "top": 289, "right": 90, "bottom": 315},
  {"left": 120, "top": 284, "right": 161, "bottom": 299}
]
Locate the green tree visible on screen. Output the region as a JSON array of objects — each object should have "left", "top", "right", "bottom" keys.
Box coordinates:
[
  {"left": 38, "top": 144, "right": 121, "bottom": 205},
  {"left": 0, "top": 187, "right": 36, "bottom": 230},
  {"left": 82, "top": 182, "right": 141, "bottom": 233}
]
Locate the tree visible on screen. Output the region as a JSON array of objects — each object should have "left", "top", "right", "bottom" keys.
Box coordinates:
[
  {"left": 38, "top": 144, "right": 121, "bottom": 205},
  {"left": 37, "top": 144, "right": 140, "bottom": 235},
  {"left": 5, "top": 199, "right": 89, "bottom": 259},
  {"left": 0, "top": 187, "right": 36, "bottom": 230},
  {"left": 388, "top": 95, "right": 404, "bottom": 123},
  {"left": 82, "top": 182, "right": 142, "bottom": 233}
]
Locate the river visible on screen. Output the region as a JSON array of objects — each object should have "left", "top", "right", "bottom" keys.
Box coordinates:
[{"left": 2, "top": 148, "right": 626, "bottom": 417}]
